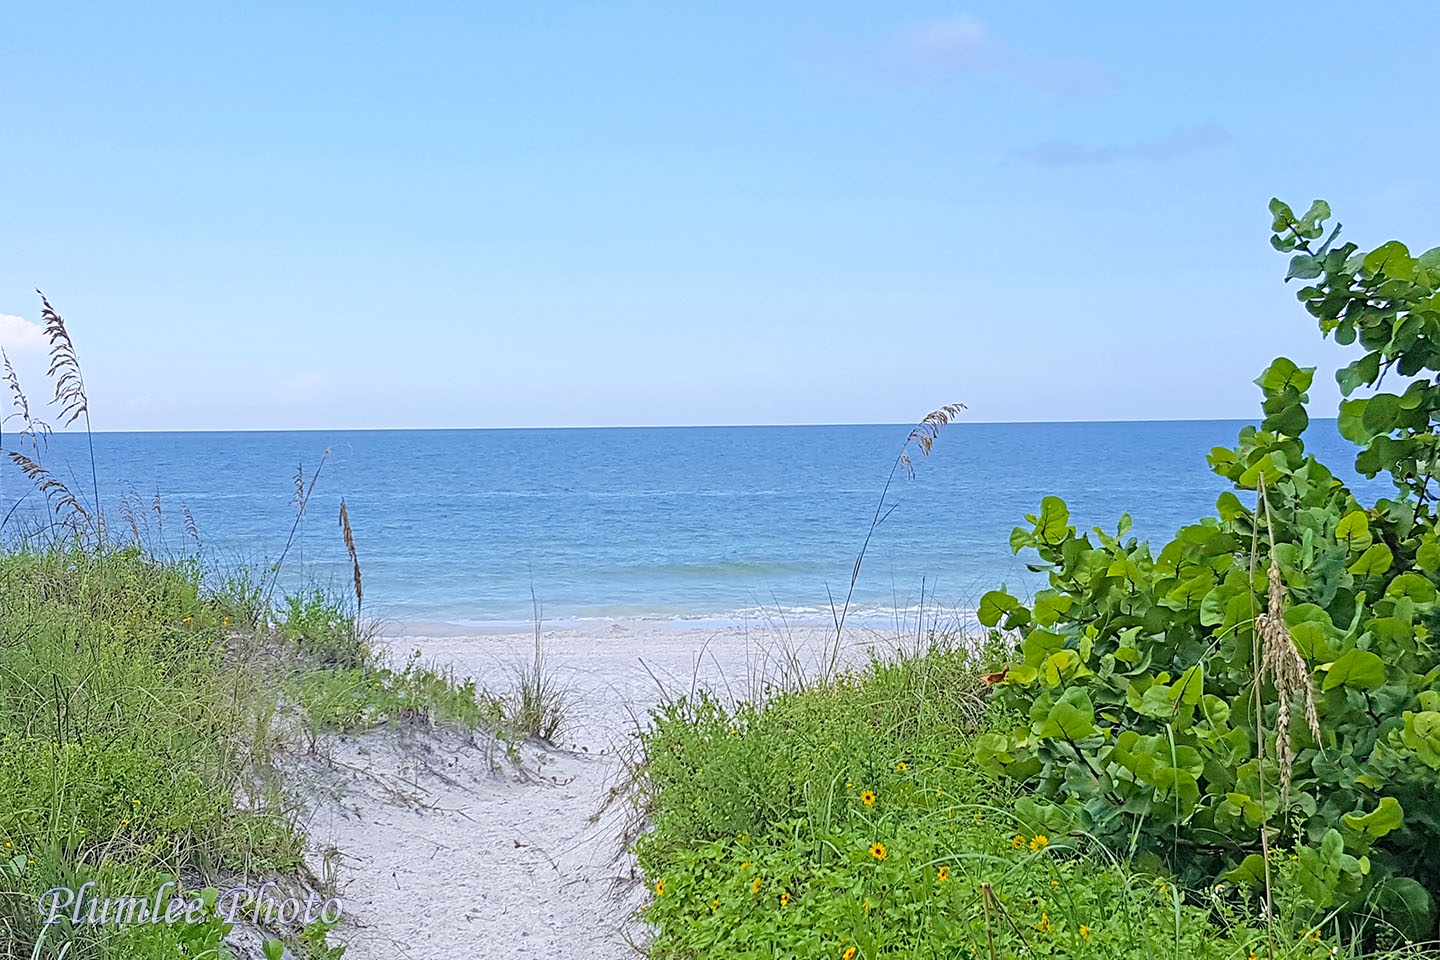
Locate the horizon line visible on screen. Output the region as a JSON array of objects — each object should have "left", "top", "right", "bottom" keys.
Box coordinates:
[{"left": 31, "top": 415, "right": 1299, "bottom": 435}]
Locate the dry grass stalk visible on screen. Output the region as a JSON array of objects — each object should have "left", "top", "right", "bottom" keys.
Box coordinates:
[
  {"left": 899, "top": 403, "right": 967, "bottom": 479},
  {"left": 38, "top": 294, "right": 89, "bottom": 428},
  {"left": 338, "top": 498, "right": 362, "bottom": 612},
  {"left": 265, "top": 450, "right": 332, "bottom": 608},
  {"left": 119, "top": 495, "right": 141, "bottom": 542},
  {"left": 827, "top": 403, "right": 967, "bottom": 680},
  {"left": 1255, "top": 561, "right": 1321, "bottom": 795},
  {"left": 8, "top": 450, "right": 89, "bottom": 528},
  {"left": 36, "top": 294, "right": 101, "bottom": 538},
  {"left": 181, "top": 502, "right": 199, "bottom": 543},
  {"left": 2, "top": 349, "right": 51, "bottom": 443}
]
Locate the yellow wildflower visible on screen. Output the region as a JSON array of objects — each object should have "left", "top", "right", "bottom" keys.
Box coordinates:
[
  {"left": 843, "top": 949, "right": 857, "bottom": 960},
  {"left": 937, "top": 865, "right": 950, "bottom": 882},
  {"left": 895, "top": 761, "right": 908, "bottom": 772},
  {"left": 1036, "top": 912, "right": 1051, "bottom": 933},
  {"left": 752, "top": 876, "right": 762, "bottom": 894},
  {"left": 1080, "top": 925, "right": 1091, "bottom": 939},
  {"left": 1029, "top": 834, "right": 1049, "bottom": 852},
  {"left": 861, "top": 790, "right": 876, "bottom": 806},
  {"left": 779, "top": 892, "right": 790, "bottom": 906},
  {"left": 654, "top": 879, "right": 664, "bottom": 896},
  {"left": 870, "top": 842, "right": 887, "bottom": 861},
  {"left": 1012, "top": 834, "right": 1026, "bottom": 849}
]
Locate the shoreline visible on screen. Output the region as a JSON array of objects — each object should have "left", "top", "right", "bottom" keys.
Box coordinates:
[{"left": 375, "top": 606, "right": 981, "bottom": 641}]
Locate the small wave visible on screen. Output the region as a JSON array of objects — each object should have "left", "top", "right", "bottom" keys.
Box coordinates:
[{"left": 596, "top": 560, "right": 821, "bottom": 580}]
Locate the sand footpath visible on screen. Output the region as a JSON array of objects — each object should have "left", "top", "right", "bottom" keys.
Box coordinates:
[{"left": 294, "top": 620, "right": 868, "bottom": 960}]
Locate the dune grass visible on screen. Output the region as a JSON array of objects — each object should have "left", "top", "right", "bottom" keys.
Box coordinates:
[
  {"left": 0, "top": 544, "right": 504, "bottom": 959},
  {"left": 0, "top": 546, "right": 295, "bottom": 957},
  {"left": 630, "top": 631, "right": 1367, "bottom": 960}
]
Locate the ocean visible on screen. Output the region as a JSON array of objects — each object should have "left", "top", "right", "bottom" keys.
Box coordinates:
[{"left": 0, "top": 421, "right": 1386, "bottom": 627}]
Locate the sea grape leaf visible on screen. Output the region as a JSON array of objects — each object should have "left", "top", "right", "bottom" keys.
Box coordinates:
[
  {"left": 1338, "top": 398, "right": 1374, "bottom": 444},
  {"left": 1035, "top": 687, "right": 1096, "bottom": 741},
  {"left": 1349, "top": 544, "right": 1393, "bottom": 577},
  {"left": 1387, "top": 573, "right": 1436, "bottom": 604},
  {"left": 1224, "top": 854, "right": 1267, "bottom": 887},
  {"left": 1033, "top": 496, "right": 1072, "bottom": 545},
  {"left": 1417, "top": 538, "right": 1440, "bottom": 574},
  {"left": 978, "top": 590, "right": 1020, "bottom": 628},
  {"left": 1364, "top": 240, "right": 1414, "bottom": 280},
  {"left": 1343, "top": 796, "right": 1404, "bottom": 839},
  {"left": 1337, "top": 352, "right": 1382, "bottom": 396},
  {"left": 1401, "top": 711, "right": 1440, "bottom": 769},
  {"left": 1322, "top": 649, "right": 1387, "bottom": 691},
  {"left": 1334, "top": 509, "right": 1372, "bottom": 550},
  {"left": 1173, "top": 664, "right": 1203, "bottom": 706},
  {"left": 1257, "top": 357, "right": 1316, "bottom": 395}
]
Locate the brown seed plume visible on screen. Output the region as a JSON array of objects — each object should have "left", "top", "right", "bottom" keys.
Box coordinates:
[
  {"left": 899, "top": 403, "right": 967, "bottom": 478},
  {"left": 9, "top": 450, "right": 89, "bottom": 528},
  {"left": 1255, "top": 562, "right": 1321, "bottom": 795},
  {"left": 37, "top": 293, "right": 89, "bottom": 427},
  {"left": 339, "top": 498, "right": 362, "bottom": 612}
]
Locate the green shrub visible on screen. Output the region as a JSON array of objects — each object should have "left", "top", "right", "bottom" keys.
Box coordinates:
[
  {"left": 633, "top": 638, "right": 1337, "bottom": 958},
  {"left": 978, "top": 201, "right": 1440, "bottom": 945}
]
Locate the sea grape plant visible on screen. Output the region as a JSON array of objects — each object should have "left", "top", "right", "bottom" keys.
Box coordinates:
[{"left": 976, "top": 200, "right": 1440, "bottom": 938}]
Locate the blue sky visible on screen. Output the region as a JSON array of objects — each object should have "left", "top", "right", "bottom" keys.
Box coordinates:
[{"left": 2, "top": 2, "right": 1437, "bottom": 431}]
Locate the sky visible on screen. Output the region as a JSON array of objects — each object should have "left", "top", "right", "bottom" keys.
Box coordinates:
[{"left": 1, "top": 2, "right": 1437, "bottom": 431}]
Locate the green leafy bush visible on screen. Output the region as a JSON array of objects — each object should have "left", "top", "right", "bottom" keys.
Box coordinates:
[{"left": 978, "top": 200, "right": 1440, "bottom": 943}]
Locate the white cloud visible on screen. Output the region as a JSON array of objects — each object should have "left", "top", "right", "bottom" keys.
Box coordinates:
[
  {"left": 1016, "top": 123, "right": 1235, "bottom": 168},
  {"left": 894, "top": 13, "right": 1114, "bottom": 96},
  {"left": 0, "top": 313, "right": 47, "bottom": 356}
]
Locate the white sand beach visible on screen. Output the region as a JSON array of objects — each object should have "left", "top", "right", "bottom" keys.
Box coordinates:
[{"left": 295, "top": 620, "right": 886, "bottom": 960}]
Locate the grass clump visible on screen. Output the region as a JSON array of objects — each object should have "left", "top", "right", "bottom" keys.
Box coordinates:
[
  {"left": 0, "top": 546, "right": 301, "bottom": 958},
  {"left": 632, "top": 634, "right": 1351, "bottom": 959},
  {"left": 279, "top": 589, "right": 494, "bottom": 735},
  {"left": 0, "top": 551, "right": 496, "bottom": 959}
]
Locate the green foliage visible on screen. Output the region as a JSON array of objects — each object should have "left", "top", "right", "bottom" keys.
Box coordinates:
[
  {"left": 279, "top": 591, "right": 493, "bottom": 734},
  {"left": 0, "top": 547, "right": 301, "bottom": 957},
  {"left": 982, "top": 200, "right": 1440, "bottom": 944},
  {"left": 287, "top": 650, "right": 492, "bottom": 732},
  {"left": 281, "top": 589, "right": 365, "bottom": 667},
  {"left": 633, "top": 638, "right": 1338, "bottom": 958},
  {"left": 0, "top": 551, "right": 483, "bottom": 958}
]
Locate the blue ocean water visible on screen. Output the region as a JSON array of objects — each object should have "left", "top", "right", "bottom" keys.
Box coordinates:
[{"left": 0, "top": 421, "right": 1387, "bottom": 626}]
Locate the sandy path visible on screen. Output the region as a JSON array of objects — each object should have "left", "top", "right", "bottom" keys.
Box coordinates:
[{"left": 296, "top": 621, "right": 860, "bottom": 960}]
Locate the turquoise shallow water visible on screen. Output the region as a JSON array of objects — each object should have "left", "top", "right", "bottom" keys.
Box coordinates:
[{"left": 0, "top": 421, "right": 1385, "bottom": 625}]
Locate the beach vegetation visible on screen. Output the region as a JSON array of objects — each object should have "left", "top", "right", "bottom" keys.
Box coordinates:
[
  {"left": 632, "top": 632, "right": 1340, "bottom": 958},
  {"left": 979, "top": 201, "right": 1440, "bottom": 951},
  {"left": 0, "top": 299, "right": 493, "bottom": 958},
  {"left": 632, "top": 201, "right": 1440, "bottom": 957}
]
